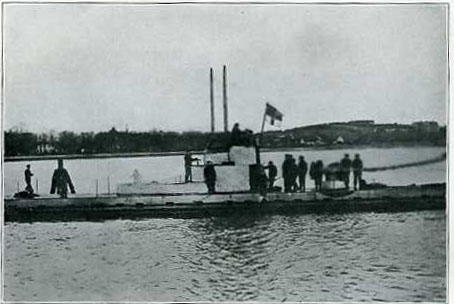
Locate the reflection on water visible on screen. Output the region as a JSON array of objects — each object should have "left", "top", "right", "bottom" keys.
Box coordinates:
[
  {"left": 187, "top": 216, "right": 274, "bottom": 300},
  {"left": 4, "top": 210, "right": 445, "bottom": 302}
]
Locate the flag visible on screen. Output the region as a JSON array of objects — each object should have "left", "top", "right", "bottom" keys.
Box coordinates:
[{"left": 265, "top": 103, "right": 283, "bottom": 126}]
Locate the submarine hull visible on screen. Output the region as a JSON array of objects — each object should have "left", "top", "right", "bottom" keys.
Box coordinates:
[{"left": 4, "top": 183, "right": 445, "bottom": 222}]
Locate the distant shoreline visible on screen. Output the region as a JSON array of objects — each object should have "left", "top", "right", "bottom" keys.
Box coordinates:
[
  {"left": 261, "top": 142, "right": 446, "bottom": 153},
  {"left": 5, "top": 121, "right": 445, "bottom": 160},
  {"left": 4, "top": 143, "right": 445, "bottom": 162}
]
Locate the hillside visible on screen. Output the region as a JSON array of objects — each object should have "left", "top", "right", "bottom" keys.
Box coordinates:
[{"left": 260, "top": 120, "right": 445, "bottom": 148}]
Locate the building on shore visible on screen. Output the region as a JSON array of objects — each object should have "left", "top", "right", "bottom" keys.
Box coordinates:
[
  {"left": 348, "top": 120, "right": 375, "bottom": 126},
  {"left": 412, "top": 121, "right": 440, "bottom": 133}
]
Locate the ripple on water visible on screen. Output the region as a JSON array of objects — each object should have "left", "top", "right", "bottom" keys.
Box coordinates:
[{"left": 3, "top": 210, "right": 446, "bottom": 302}]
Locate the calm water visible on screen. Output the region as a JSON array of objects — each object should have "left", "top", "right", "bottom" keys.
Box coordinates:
[
  {"left": 3, "top": 147, "right": 447, "bottom": 301},
  {"left": 4, "top": 210, "right": 446, "bottom": 301},
  {"left": 4, "top": 146, "right": 446, "bottom": 196}
]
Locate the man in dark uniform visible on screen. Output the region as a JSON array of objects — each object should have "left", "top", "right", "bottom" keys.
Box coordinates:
[
  {"left": 282, "top": 154, "right": 292, "bottom": 192},
  {"left": 203, "top": 161, "right": 216, "bottom": 194},
  {"left": 314, "top": 160, "right": 324, "bottom": 192},
  {"left": 184, "top": 151, "right": 199, "bottom": 183},
  {"left": 265, "top": 161, "right": 277, "bottom": 189},
  {"left": 340, "top": 154, "right": 352, "bottom": 189},
  {"left": 24, "top": 164, "right": 34, "bottom": 194},
  {"left": 231, "top": 123, "right": 242, "bottom": 146},
  {"left": 297, "top": 156, "right": 308, "bottom": 192},
  {"left": 352, "top": 153, "right": 364, "bottom": 190},
  {"left": 50, "top": 159, "right": 76, "bottom": 198}
]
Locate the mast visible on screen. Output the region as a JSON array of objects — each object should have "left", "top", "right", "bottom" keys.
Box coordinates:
[
  {"left": 223, "top": 65, "right": 228, "bottom": 133},
  {"left": 210, "top": 67, "right": 215, "bottom": 133}
]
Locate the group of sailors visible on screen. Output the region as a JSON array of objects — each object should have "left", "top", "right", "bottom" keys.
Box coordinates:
[
  {"left": 22, "top": 152, "right": 363, "bottom": 197},
  {"left": 275, "top": 153, "right": 364, "bottom": 192},
  {"left": 279, "top": 155, "right": 309, "bottom": 192},
  {"left": 197, "top": 152, "right": 364, "bottom": 194},
  {"left": 20, "top": 159, "right": 76, "bottom": 198}
]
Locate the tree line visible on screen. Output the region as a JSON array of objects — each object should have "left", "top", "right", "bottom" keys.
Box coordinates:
[
  {"left": 4, "top": 123, "right": 446, "bottom": 157},
  {"left": 4, "top": 128, "right": 231, "bottom": 157}
]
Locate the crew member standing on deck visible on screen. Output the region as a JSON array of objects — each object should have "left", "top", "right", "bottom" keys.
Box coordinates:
[
  {"left": 50, "top": 159, "right": 76, "bottom": 198},
  {"left": 352, "top": 153, "right": 364, "bottom": 190},
  {"left": 203, "top": 161, "right": 216, "bottom": 194},
  {"left": 184, "top": 151, "right": 199, "bottom": 183},
  {"left": 282, "top": 154, "right": 292, "bottom": 192},
  {"left": 297, "top": 156, "right": 308, "bottom": 192},
  {"left": 340, "top": 154, "right": 352, "bottom": 189},
  {"left": 313, "top": 160, "right": 324, "bottom": 192},
  {"left": 24, "top": 164, "right": 34, "bottom": 194},
  {"left": 265, "top": 161, "right": 277, "bottom": 190}
]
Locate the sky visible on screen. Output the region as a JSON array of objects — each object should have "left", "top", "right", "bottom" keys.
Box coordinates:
[{"left": 3, "top": 3, "right": 448, "bottom": 133}]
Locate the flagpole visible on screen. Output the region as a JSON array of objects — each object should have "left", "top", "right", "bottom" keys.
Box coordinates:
[
  {"left": 210, "top": 67, "right": 215, "bottom": 133},
  {"left": 259, "top": 103, "right": 268, "bottom": 145},
  {"left": 223, "top": 65, "right": 228, "bottom": 133},
  {"left": 254, "top": 106, "right": 266, "bottom": 165}
]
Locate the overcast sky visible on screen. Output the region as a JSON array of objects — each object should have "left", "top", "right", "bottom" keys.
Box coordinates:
[{"left": 4, "top": 3, "right": 448, "bottom": 133}]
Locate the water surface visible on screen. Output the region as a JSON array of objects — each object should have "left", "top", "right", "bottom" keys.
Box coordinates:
[{"left": 4, "top": 210, "right": 445, "bottom": 302}]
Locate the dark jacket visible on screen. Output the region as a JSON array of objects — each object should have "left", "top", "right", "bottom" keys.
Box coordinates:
[
  {"left": 231, "top": 125, "right": 241, "bottom": 146},
  {"left": 268, "top": 164, "right": 277, "bottom": 180},
  {"left": 309, "top": 162, "right": 316, "bottom": 179},
  {"left": 50, "top": 168, "right": 75, "bottom": 194},
  {"left": 289, "top": 160, "right": 298, "bottom": 180},
  {"left": 25, "top": 169, "right": 33, "bottom": 184},
  {"left": 282, "top": 158, "right": 292, "bottom": 179},
  {"left": 298, "top": 160, "right": 308, "bottom": 176},
  {"left": 352, "top": 158, "right": 363, "bottom": 172},
  {"left": 203, "top": 165, "right": 216, "bottom": 183},
  {"left": 340, "top": 158, "right": 352, "bottom": 172},
  {"left": 313, "top": 161, "right": 324, "bottom": 179}
]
